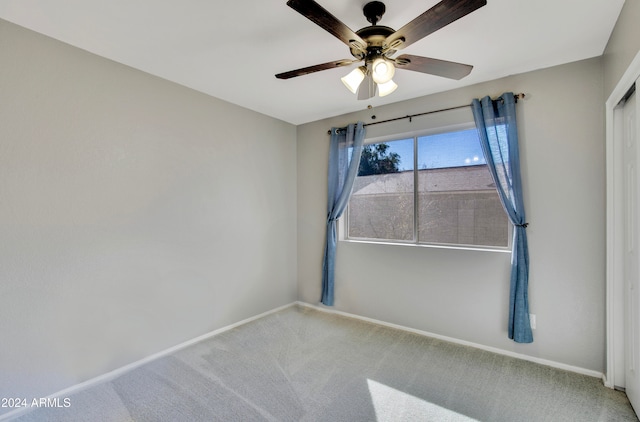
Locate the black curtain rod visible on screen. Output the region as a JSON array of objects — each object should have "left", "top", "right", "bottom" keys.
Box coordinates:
[{"left": 328, "top": 93, "right": 525, "bottom": 135}]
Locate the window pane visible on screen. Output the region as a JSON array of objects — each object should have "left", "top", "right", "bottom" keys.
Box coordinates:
[
  {"left": 417, "top": 129, "right": 508, "bottom": 247},
  {"left": 348, "top": 139, "right": 414, "bottom": 241}
]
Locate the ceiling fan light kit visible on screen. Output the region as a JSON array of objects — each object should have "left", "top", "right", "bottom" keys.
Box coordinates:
[
  {"left": 371, "top": 57, "right": 395, "bottom": 84},
  {"left": 377, "top": 79, "right": 398, "bottom": 97},
  {"left": 276, "top": 0, "right": 487, "bottom": 100},
  {"left": 341, "top": 67, "right": 367, "bottom": 94}
]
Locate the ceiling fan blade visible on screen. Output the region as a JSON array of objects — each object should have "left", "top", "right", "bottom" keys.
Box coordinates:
[
  {"left": 286, "top": 0, "right": 366, "bottom": 53},
  {"left": 395, "top": 54, "right": 473, "bottom": 80},
  {"left": 357, "top": 74, "right": 376, "bottom": 100},
  {"left": 275, "top": 59, "right": 357, "bottom": 79},
  {"left": 385, "top": 0, "right": 486, "bottom": 50}
]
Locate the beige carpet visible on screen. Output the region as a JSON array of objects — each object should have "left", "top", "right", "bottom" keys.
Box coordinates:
[{"left": 11, "top": 305, "right": 639, "bottom": 421}]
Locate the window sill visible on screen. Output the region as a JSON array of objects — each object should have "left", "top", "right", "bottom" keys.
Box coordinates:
[{"left": 340, "top": 238, "right": 512, "bottom": 254}]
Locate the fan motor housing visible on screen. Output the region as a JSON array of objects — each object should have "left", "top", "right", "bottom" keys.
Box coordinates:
[{"left": 351, "top": 25, "right": 396, "bottom": 59}]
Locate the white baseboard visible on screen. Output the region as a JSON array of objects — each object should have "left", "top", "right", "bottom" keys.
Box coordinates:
[
  {"left": 296, "top": 301, "right": 605, "bottom": 381},
  {"left": 0, "top": 302, "right": 297, "bottom": 422}
]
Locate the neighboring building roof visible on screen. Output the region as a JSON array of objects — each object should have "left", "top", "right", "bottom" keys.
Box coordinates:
[{"left": 352, "top": 165, "right": 497, "bottom": 195}]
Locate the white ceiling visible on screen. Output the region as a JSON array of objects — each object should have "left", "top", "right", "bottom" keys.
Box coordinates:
[{"left": 0, "top": 0, "right": 625, "bottom": 125}]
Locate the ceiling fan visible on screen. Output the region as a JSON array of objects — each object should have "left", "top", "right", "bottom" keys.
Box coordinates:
[{"left": 275, "top": 0, "right": 487, "bottom": 99}]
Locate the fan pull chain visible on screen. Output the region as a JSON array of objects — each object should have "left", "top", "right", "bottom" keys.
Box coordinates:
[{"left": 368, "top": 104, "right": 377, "bottom": 120}]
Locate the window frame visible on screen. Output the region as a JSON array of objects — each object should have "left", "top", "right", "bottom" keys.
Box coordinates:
[{"left": 342, "top": 122, "right": 512, "bottom": 253}]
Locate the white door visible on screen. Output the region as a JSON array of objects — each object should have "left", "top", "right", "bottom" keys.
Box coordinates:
[{"left": 624, "top": 80, "right": 640, "bottom": 412}]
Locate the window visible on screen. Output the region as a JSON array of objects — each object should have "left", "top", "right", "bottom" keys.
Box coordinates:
[{"left": 346, "top": 125, "right": 509, "bottom": 249}]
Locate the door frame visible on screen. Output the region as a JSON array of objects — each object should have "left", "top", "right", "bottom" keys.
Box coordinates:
[{"left": 606, "top": 50, "right": 640, "bottom": 389}]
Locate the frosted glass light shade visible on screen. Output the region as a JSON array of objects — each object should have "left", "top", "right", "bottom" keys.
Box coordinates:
[
  {"left": 341, "top": 67, "right": 366, "bottom": 94},
  {"left": 372, "top": 58, "right": 395, "bottom": 84},
  {"left": 377, "top": 79, "right": 398, "bottom": 97}
]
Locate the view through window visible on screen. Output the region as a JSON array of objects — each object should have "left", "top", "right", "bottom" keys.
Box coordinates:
[{"left": 347, "top": 127, "right": 509, "bottom": 248}]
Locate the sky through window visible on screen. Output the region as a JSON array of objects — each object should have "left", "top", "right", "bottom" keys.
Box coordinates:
[{"left": 383, "top": 129, "right": 485, "bottom": 171}]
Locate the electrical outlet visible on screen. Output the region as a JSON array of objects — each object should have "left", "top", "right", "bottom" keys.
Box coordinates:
[{"left": 530, "top": 314, "right": 536, "bottom": 330}]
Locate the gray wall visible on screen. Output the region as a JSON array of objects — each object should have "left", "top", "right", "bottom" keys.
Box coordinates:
[
  {"left": 603, "top": 0, "right": 640, "bottom": 98},
  {"left": 0, "top": 19, "right": 297, "bottom": 413},
  {"left": 297, "top": 57, "right": 606, "bottom": 372}
]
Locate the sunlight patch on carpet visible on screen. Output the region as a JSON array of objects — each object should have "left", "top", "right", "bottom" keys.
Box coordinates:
[{"left": 367, "top": 379, "right": 479, "bottom": 421}]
